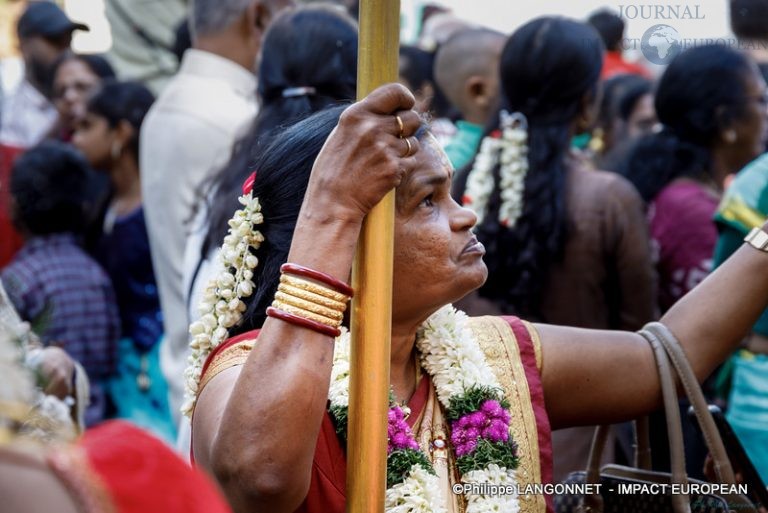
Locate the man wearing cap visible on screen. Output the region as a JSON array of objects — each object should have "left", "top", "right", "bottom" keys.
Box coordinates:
[{"left": 0, "top": 1, "right": 89, "bottom": 149}]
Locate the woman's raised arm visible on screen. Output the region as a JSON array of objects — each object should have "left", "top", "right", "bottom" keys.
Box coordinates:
[
  {"left": 192, "top": 84, "right": 421, "bottom": 513},
  {"left": 541, "top": 225, "right": 768, "bottom": 429}
]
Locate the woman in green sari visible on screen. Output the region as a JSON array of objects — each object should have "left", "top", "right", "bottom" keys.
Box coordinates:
[{"left": 713, "top": 152, "right": 768, "bottom": 483}]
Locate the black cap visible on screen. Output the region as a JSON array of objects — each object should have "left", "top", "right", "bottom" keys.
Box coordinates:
[{"left": 17, "top": 2, "right": 90, "bottom": 39}]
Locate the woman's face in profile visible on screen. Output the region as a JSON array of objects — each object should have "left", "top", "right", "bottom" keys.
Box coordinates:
[
  {"left": 727, "top": 66, "right": 768, "bottom": 169},
  {"left": 72, "top": 112, "right": 112, "bottom": 169},
  {"left": 391, "top": 134, "right": 487, "bottom": 322}
]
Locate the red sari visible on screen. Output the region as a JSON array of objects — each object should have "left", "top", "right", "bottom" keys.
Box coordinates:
[{"left": 196, "top": 316, "right": 553, "bottom": 513}]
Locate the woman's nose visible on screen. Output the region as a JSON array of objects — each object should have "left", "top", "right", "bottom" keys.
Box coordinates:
[{"left": 450, "top": 200, "right": 478, "bottom": 231}]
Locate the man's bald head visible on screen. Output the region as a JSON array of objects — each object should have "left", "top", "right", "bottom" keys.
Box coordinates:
[{"left": 434, "top": 28, "right": 506, "bottom": 124}]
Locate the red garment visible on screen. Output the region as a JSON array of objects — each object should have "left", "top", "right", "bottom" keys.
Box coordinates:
[
  {"left": 0, "top": 144, "right": 25, "bottom": 268},
  {"left": 196, "top": 317, "right": 553, "bottom": 513},
  {"left": 293, "top": 316, "right": 553, "bottom": 513},
  {"left": 79, "top": 421, "right": 232, "bottom": 513},
  {"left": 601, "top": 51, "right": 651, "bottom": 80}
]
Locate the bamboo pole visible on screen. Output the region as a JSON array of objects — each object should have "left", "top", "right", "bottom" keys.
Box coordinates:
[{"left": 346, "top": 1, "right": 401, "bottom": 512}]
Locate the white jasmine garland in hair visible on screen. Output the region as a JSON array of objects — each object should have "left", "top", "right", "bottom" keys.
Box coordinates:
[
  {"left": 328, "top": 305, "right": 520, "bottom": 512},
  {"left": 497, "top": 111, "right": 529, "bottom": 228},
  {"left": 182, "top": 189, "right": 264, "bottom": 417},
  {"left": 462, "top": 135, "right": 501, "bottom": 226},
  {"left": 462, "top": 110, "right": 529, "bottom": 228}
]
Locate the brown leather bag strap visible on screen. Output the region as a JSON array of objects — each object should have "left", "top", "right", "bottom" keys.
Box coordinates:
[
  {"left": 640, "top": 328, "right": 692, "bottom": 513},
  {"left": 634, "top": 416, "right": 652, "bottom": 470},
  {"left": 580, "top": 330, "right": 691, "bottom": 513},
  {"left": 644, "top": 322, "right": 738, "bottom": 485},
  {"left": 579, "top": 425, "right": 609, "bottom": 513}
]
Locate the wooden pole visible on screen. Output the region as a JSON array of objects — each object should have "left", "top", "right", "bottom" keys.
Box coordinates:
[{"left": 346, "top": 1, "right": 400, "bottom": 512}]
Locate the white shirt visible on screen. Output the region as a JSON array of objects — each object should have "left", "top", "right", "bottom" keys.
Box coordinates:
[
  {"left": 0, "top": 77, "right": 57, "bottom": 148},
  {"left": 139, "top": 49, "right": 258, "bottom": 421}
]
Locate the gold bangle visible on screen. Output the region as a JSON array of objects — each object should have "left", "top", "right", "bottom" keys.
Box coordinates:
[
  {"left": 274, "top": 291, "right": 344, "bottom": 321},
  {"left": 272, "top": 300, "right": 342, "bottom": 328},
  {"left": 277, "top": 282, "right": 348, "bottom": 312},
  {"left": 280, "top": 274, "right": 350, "bottom": 303}
]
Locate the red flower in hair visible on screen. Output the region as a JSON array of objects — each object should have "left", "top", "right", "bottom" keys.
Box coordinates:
[{"left": 242, "top": 172, "right": 257, "bottom": 195}]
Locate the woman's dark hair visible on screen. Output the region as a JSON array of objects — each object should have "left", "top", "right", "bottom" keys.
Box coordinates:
[
  {"left": 229, "top": 106, "right": 345, "bottom": 335},
  {"left": 51, "top": 52, "right": 116, "bottom": 83},
  {"left": 254, "top": 5, "right": 358, "bottom": 137},
  {"left": 201, "top": 5, "right": 358, "bottom": 258},
  {"left": 454, "top": 17, "right": 603, "bottom": 319},
  {"left": 617, "top": 78, "right": 653, "bottom": 120},
  {"left": 86, "top": 80, "right": 155, "bottom": 158},
  {"left": 10, "top": 141, "right": 91, "bottom": 235},
  {"left": 619, "top": 44, "right": 754, "bottom": 202},
  {"left": 594, "top": 74, "right": 649, "bottom": 137},
  {"left": 730, "top": 0, "right": 768, "bottom": 41},
  {"left": 587, "top": 9, "right": 625, "bottom": 52},
  {"left": 399, "top": 45, "right": 434, "bottom": 92}
]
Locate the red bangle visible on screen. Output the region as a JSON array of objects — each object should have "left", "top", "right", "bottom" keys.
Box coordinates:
[
  {"left": 267, "top": 307, "right": 341, "bottom": 338},
  {"left": 280, "top": 263, "right": 354, "bottom": 297}
]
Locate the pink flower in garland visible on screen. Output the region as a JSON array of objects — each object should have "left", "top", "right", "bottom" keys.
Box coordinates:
[
  {"left": 450, "top": 399, "right": 511, "bottom": 456},
  {"left": 387, "top": 407, "right": 419, "bottom": 454}
]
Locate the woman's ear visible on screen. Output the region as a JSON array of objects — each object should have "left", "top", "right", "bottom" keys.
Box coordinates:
[
  {"left": 715, "top": 104, "right": 738, "bottom": 144},
  {"left": 115, "top": 119, "right": 135, "bottom": 147}
]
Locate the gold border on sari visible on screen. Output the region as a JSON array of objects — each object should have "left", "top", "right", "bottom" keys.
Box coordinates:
[
  {"left": 197, "top": 340, "right": 255, "bottom": 394},
  {"left": 468, "top": 316, "right": 545, "bottom": 513}
]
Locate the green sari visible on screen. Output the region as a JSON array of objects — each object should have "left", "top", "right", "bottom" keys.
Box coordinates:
[{"left": 712, "top": 153, "right": 768, "bottom": 483}]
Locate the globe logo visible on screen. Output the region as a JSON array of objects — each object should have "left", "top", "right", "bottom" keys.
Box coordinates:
[{"left": 641, "top": 24, "right": 682, "bottom": 65}]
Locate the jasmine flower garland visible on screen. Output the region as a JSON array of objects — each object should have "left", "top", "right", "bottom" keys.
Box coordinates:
[
  {"left": 329, "top": 306, "right": 520, "bottom": 513},
  {"left": 463, "top": 110, "right": 529, "bottom": 229},
  {"left": 182, "top": 174, "right": 522, "bottom": 511},
  {"left": 182, "top": 175, "right": 264, "bottom": 417}
]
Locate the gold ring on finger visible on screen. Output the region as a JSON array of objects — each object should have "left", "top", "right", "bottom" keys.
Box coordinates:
[
  {"left": 395, "top": 115, "right": 405, "bottom": 138},
  {"left": 402, "top": 137, "right": 413, "bottom": 158}
]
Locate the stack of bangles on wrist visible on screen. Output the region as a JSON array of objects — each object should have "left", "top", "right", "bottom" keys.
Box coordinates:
[{"left": 266, "top": 263, "right": 353, "bottom": 337}]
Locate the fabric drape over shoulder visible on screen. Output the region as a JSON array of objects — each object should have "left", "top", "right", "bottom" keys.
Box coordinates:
[{"left": 194, "top": 315, "right": 553, "bottom": 513}]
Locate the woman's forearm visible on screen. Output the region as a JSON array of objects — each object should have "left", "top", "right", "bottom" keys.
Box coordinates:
[{"left": 210, "top": 216, "right": 361, "bottom": 511}]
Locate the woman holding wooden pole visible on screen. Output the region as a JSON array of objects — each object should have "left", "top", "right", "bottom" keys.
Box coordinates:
[{"left": 186, "top": 10, "right": 768, "bottom": 513}]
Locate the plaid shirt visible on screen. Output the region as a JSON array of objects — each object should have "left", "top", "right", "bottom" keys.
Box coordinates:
[{"left": 1, "top": 233, "right": 120, "bottom": 380}]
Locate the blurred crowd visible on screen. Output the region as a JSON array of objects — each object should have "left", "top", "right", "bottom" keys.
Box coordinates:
[{"left": 2, "top": 0, "right": 768, "bottom": 510}]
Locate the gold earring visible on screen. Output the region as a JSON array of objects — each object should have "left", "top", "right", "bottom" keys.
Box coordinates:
[{"left": 724, "top": 129, "right": 737, "bottom": 144}]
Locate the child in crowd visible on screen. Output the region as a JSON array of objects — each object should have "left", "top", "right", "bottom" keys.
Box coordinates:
[{"left": 2, "top": 141, "right": 120, "bottom": 426}]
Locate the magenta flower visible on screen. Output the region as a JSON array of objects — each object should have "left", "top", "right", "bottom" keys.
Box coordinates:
[
  {"left": 387, "top": 406, "right": 419, "bottom": 454},
  {"left": 481, "top": 399, "right": 504, "bottom": 418},
  {"left": 469, "top": 411, "right": 488, "bottom": 427},
  {"left": 450, "top": 397, "right": 514, "bottom": 456},
  {"left": 456, "top": 438, "right": 478, "bottom": 456}
]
